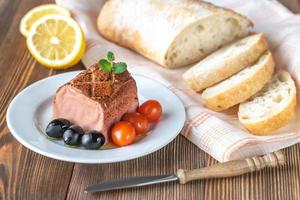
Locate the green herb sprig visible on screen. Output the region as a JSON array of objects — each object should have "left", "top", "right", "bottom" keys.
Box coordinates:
[{"left": 98, "top": 51, "right": 127, "bottom": 83}]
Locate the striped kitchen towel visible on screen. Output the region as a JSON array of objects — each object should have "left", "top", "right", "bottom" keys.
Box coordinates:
[{"left": 56, "top": 0, "right": 300, "bottom": 162}]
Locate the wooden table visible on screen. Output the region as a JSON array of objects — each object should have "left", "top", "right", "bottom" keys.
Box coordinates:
[{"left": 1, "top": 0, "right": 300, "bottom": 199}]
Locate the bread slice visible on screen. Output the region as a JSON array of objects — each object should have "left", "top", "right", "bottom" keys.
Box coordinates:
[
  {"left": 202, "top": 51, "right": 274, "bottom": 111},
  {"left": 183, "top": 33, "right": 268, "bottom": 91},
  {"left": 97, "top": 0, "right": 252, "bottom": 68},
  {"left": 238, "top": 71, "right": 297, "bottom": 135}
]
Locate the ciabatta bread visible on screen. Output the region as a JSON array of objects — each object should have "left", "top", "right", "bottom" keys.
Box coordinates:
[
  {"left": 238, "top": 71, "right": 297, "bottom": 135},
  {"left": 97, "top": 0, "right": 252, "bottom": 68},
  {"left": 183, "top": 33, "right": 268, "bottom": 91},
  {"left": 202, "top": 51, "right": 274, "bottom": 111}
]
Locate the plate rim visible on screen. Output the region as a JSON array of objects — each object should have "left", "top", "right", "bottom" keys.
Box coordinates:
[{"left": 6, "top": 71, "right": 186, "bottom": 163}]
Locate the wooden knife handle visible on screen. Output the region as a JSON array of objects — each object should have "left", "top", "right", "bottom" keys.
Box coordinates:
[{"left": 177, "top": 151, "right": 285, "bottom": 184}]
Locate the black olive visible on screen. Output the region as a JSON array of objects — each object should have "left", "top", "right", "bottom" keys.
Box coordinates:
[
  {"left": 63, "top": 125, "right": 84, "bottom": 146},
  {"left": 81, "top": 131, "right": 105, "bottom": 149},
  {"left": 45, "top": 118, "right": 71, "bottom": 138}
]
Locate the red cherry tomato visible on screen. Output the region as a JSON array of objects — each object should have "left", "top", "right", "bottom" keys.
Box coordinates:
[
  {"left": 111, "top": 121, "right": 136, "bottom": 146},
  {"left": 138, "top": 100, "right": 162, "bottom": 123},
  {"left": 122, "top": 112, "right": 148, "bottom": 134}
]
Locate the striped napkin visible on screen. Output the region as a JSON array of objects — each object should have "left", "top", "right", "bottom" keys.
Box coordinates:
[{"left": 56, "top": 0, "right": 300, "bottom": 162}]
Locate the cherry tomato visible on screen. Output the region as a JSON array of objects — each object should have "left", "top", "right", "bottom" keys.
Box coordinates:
[
  {"left": 111, "top": 121, "right": 136, "bottom": 146},
  {"left": 138, "top": 100, "right": 162, "bottom": 123},
  {"left": 122, "top": 112, "right": 148, "bottom": 134}
]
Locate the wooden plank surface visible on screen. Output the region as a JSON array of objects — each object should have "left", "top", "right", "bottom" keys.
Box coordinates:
[
  {"left": 0, "top": 0, "right": 299, "bottom": 199},
  {"left": 279, "top": 0, "right": 300, "bottom": 13}
]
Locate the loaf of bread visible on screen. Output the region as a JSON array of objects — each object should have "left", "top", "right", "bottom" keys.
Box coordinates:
[
  {"left": 238, "top": 71, "right": 297, "bottom": 135},
  {"left": 97, "top": 0, "right": 252, "bottom": 68},
  {"left": 202, "top": 51, "right": 275, "bottom": 111},
  {"left": 183, "top": 33, "right": 268, "bottom": 91}
]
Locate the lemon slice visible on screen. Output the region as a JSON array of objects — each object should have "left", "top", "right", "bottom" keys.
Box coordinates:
[
  {"left": 26, "top": 14, "right": 85, "bottom": 69},
  {"left": 20, "top": 4, "right": 71, "bottom": 37}
]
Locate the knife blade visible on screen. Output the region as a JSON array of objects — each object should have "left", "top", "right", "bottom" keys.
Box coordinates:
[
  {"left": 85, "top": 175, "right": 178, "bottom": 193},
  {"left": 84, "top": 151, "right": 285, "bottom": 193}
]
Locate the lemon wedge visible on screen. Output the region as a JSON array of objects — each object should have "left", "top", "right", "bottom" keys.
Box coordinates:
[
  {"left": 20, "top": 4, "right": 71, "bottom": 37},
  {"left": 26, "top": 14, "right": 85, "bottom": 69}
]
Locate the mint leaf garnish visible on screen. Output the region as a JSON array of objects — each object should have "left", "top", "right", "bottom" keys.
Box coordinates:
[
  {"left": 99, "top": 59, "right": 112, "bottom": 72},
  {"left": 107, "top": 51, "right": 115, "bottom": 62},
  {"left": 113, "top": 62, "right": 127, "bottom": 74},
  {"left": 98, "top": 51, "right": 128, "bottom": 84}
]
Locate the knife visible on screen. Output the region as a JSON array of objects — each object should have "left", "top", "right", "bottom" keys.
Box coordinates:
[{"left": 85, "top": 151, "right": 284, "bottom": 193}]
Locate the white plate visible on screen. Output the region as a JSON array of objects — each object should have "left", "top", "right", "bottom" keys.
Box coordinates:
[{"left": 6, "top": 71, "right": 185, "bottom": 163}]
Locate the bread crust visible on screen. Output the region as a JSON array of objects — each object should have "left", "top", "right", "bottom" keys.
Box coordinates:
[
  {"left": 239, "top": 95, "right": 296, "bottom": 135},
  {"left": 238, "top": 71, "right": 297, "bottom": 135},
  {"left": 97, "top": 0, "right": 252, "bottom": 68},
  {"left": 183, "top": 33, "right": 268, "bottom": 91},
  {"left": 202, "top": 51, "right": 274, "bottom": 111}
]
